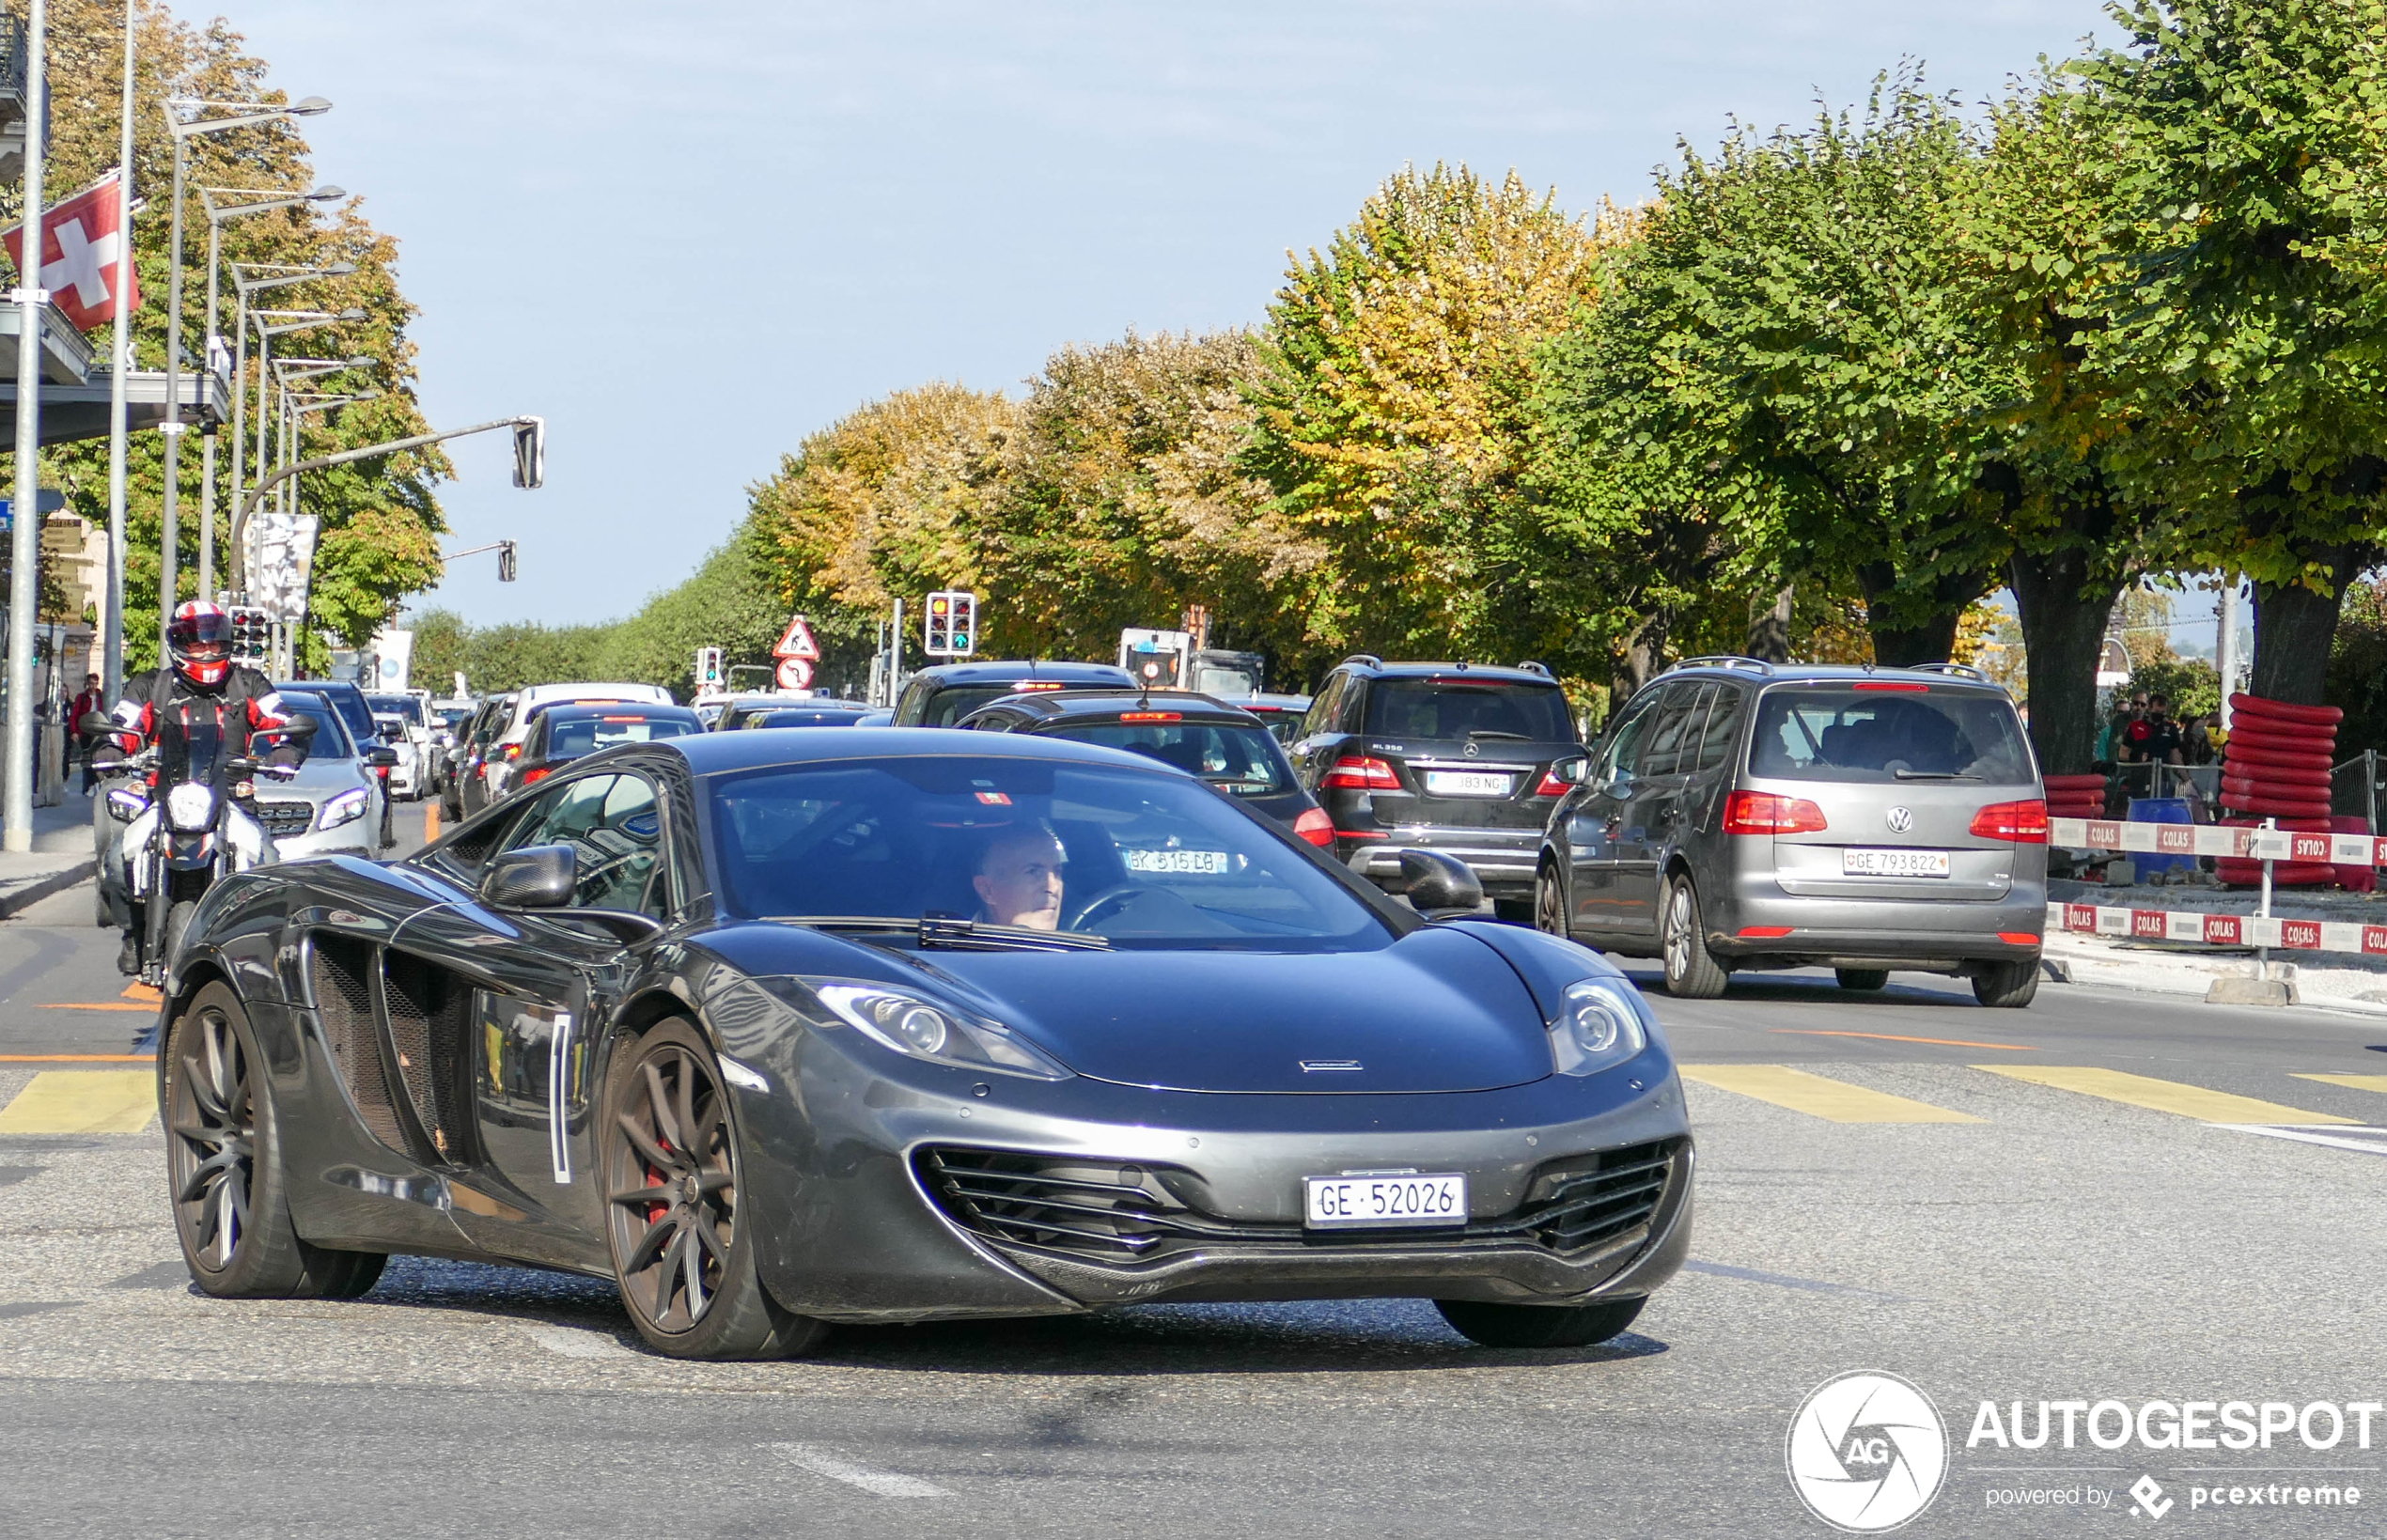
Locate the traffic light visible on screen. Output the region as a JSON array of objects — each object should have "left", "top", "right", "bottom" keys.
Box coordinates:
[
  {"left": 226, "top": 606, "right": 273, "bottom": 663},
  {"left": 923, "top": 590, "right": 976, "bottom": 657},
  {"left": 511, "top": 417, "right": 545, "bottom": 490},
  {"left": 694, "top": 646, "right": 724, "bottom": 692},
  {"left": 497, "top": 540, "right": 518, "bottom": 583}
]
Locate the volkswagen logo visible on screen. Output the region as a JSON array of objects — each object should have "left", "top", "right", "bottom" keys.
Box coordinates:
[{"left": 1885, "top": 806, "right": 1913, "bottom": 833}]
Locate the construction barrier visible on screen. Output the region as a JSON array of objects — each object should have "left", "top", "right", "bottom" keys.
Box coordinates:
[
  {"left": 2049, "top": 900, "right": 2387, "bottom": 956},
  {"left": 2045, "top": 817, "right": 2385, "bottom": 864}
]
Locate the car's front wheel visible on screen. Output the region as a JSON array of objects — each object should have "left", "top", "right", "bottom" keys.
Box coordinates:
[
  {"left": 601, "top": 1019, "right": 829, "bottom": 1360},
  {"left": 1660, "top": 876, "right": 1729, "bottom": 999},
  {"left": 165, "top": 983, "right": 385, "bottom": 1299},
  {"left": 1436, "top": 1295, "right": 1645, "bottom": 1348},
  {"left": 1972, "top": 958, "right": 2039, "bottom": 1008}
]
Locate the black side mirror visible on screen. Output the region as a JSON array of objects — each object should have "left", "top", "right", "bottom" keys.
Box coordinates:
[
  {"left": 77, "top": 711, "right": 115, "bottom": 737},
  {"left": 364, "top": 746, "right": 399, "bottom": 768},
  {"left": 273, "top": 713, "right": 320, "bottom": 741},
  {"left": 1385, "top": 848, "right": 1484, "bottom": 918},
  {"left": 1546, "top": 754, "right": 1589, "bottom": 788},
  {"left": 482, "top": 844, "right": 577, "bottom": 910}
]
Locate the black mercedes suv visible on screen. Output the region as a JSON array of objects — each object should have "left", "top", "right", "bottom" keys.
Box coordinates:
[{"left": 1288, "top": 657, "right": 1584, "bottom": 921}]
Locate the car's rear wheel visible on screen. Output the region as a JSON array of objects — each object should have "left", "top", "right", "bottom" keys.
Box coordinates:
[
  {"left": 1660, "top": 877, "right": 1729, "bottom": 999},
  {"left": 1834, "top": 969, "right": 1889, "bottom": 992},
  {"left": 1436, "top": 1295, "right": 1645, "bottom": 1349},
  {"left": 1972, "top": 959, "right": 2039, "bottom": 1008},
  {"left": 1534, "top": 862, "right": 1569, "bottom": 940},
  {"left": 165, "top": 983, "right": 386, "bottom": 1299},
  {"left": 601, "top": 1019, "right": 829, "bottom": 1360}
]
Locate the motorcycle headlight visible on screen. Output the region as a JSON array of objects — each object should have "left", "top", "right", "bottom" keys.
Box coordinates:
[
  {"left": 105, "top": 787, "right": 148, "bottom": 823},
  {"left": 319, "top": 787, "right": 369, "bottom": 830},
  {"left": 1549, "top": 977, "right": 1650, "bottom": 1077},
  {"left": 765, "top": 977, "right": 1072, "bottom": 1081},
  {"left": 165, "top": 783, "right": 217, "bottom": 833}
]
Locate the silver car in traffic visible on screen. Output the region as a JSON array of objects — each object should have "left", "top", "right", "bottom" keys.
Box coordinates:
[{"left": 1535, "top": 660, "right": 2048, "bottom": 1006}]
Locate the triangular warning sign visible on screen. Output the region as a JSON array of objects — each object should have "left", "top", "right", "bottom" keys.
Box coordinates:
[{"left": 774, "top": 614, "right": 819, "bottom": 661}]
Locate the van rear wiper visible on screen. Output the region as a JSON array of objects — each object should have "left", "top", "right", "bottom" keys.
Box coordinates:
[
  {"left": 1463, "top": 729, "right": 1532, "bottom": 741},
  {"left": 1891, "top": 769, "right": 1980, "bottom": 780},
  {"left": 776, "top": 915, "right": 1111, "bottom": 952}
]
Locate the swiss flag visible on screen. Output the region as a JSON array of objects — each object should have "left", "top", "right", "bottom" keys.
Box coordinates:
[{"left": 1, "top": 174, "right": 140, "bottom": 333}]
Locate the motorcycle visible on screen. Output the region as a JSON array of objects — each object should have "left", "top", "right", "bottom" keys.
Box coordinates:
[{"left": 88, "top": 707, "right": 314, "bottom": 986}]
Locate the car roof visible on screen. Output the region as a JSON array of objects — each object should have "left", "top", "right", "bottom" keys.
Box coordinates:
[
  {"left": 910, "top": 660, "right": 1136, "bottom": 687},
  {"left": 962, "top": 689, "right": 1267, "bottom": 727},
  {"left": 541, "top": 700, "right": 701, "bottom": 720},
  {"left": 518, "top": 681, "right": 673, "bottom": 705},
  {"left": 1336, "top": 660, "right": 1560, "bottom": 685},
  {"left": 664, "top": 724, "right": 1194, "bottom": 778},
  {"left": 1227, "top": 692, "right": 1310, "bottom": 709},
  {"left": 1653, "top": 660, "right": 2009, "bottom": 692}
]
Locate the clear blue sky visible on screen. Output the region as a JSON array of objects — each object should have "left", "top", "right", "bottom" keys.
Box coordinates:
[{"left": 222, "top": 0, "right": 2113, "bottom": 627}]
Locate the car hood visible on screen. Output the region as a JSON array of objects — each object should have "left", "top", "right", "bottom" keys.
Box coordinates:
[
  {"left": 274, "top": 756, "right": 370, "bottom": 797},
  {"left": 911, "top": 924, "right": 1552, "bottom": 1094}
]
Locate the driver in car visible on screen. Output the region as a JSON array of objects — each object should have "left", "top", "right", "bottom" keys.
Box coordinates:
[{"left": 972, "top": 822, "right": 1067, "bottom": 931}]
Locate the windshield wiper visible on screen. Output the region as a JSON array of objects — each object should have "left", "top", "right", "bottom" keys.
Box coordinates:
[
  {"left": 1891, "top": 769, "right": 1980, "bottom": 780},
  {"left": 773, "top": 915, "right": 1111, "bottom": 953},
  {"left": 1463, "top": 729, "right": 1533, "bottom": 741}
]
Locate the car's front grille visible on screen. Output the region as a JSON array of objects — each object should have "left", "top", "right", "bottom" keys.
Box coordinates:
[
  {"left": 917, "top": 1140, "right": 1678, "bottom": 1268},
  {"left": 253, "top": 800, "right": 314, "bottom": 836}
]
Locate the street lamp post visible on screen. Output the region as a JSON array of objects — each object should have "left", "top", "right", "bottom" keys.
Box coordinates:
[
  {"left": 240, "top": 309, "right": 363, "bottom": 590},
  {"left": 227, "top": 270, "right": 362, "bottom": 591},
  {"left": 158, "top": 93, "right": 329, "bottom": 657},
  {"left": 101, "top": 0, "right": 134, "bottom": 701},
  {"left": 195, "top": 186, "right": 344, "bottom": 599},
  {"left": 4, "top": 0, "right": 46, "bottom": 853}
]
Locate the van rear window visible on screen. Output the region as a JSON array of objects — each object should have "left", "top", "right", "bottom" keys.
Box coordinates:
[
  {"left": 1365, "top": 680, "right": 1573, "bottom": 743},
  {"left": 1749, "top": 688, "right": 2033, "bottom": 784}
]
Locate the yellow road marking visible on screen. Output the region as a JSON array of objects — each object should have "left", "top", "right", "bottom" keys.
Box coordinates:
[
  {"left": 1678, "top": 1065, "right": 1981, "bottom": 1124},
  {"left": 1975, "top": 1066, "right": 2356, "bottom": 1125},
  {"left": 0, "top": 1054, "right": 154, "bottom": 1063},
  {"left": 0, "top": 1071, "right": 157, "bottom": 1134},
  {"left": 2293, "top": 1074, "right": 2387, "bottom": 1096},
  {"left": 39, "top": 1003, "right": 157, "bottom": 1012},
  {"left": 121, "top": 984, "right": 161, "bottom": 1003}
]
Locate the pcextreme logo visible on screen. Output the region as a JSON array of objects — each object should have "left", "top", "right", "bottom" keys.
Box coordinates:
[{"left": 1786, "top": 1370, "right": 1950, "bottom": 1532}]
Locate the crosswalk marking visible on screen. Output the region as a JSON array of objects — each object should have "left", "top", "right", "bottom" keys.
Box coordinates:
[
  {"left": 1974, "top": 1066, "right": 2355, "bottom": 1126},
  {"left": 0, "top": 1071, "right": 157, "bottom": 1134},
  {"left": 1678, "top": 1065, "right": 1981, "bottom": 1124},
  {"left": 2291, "top": 1073, "right": 2387, "bottom": 1096}
]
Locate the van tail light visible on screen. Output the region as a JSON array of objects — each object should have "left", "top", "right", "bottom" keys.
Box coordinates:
[
  {"left": 520, "top": 766, "right": 552, "bottom": 786},
  {"left": 1292, "top": 807, "right": 1334, "bottom": 847},
  {"left": 502, "top": 742, "right": 522, "bottom": 760},
  {"left": 1969, "top": 799, "right": 2049, "bottom": 843},
  {"left": 1722, "top": 790, "right": 1828, "bottom": 834},
  {"left": 1533, "top": 768, "right": 1570, "bottom": 797},
  {"left": 1321, "top": 755, "right": 1400, "bottom": 790}
]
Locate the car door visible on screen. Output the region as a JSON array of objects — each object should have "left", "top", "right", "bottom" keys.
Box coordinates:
[
  {"left": 1606, "top": 681, "right": 1708, "bottom": 933},
  {"left": 1289, "top": 671, "right": 1351, "bottom": 788},
  {"left": 1564, "top": 689, "right": 1662, "bottom": 935}
]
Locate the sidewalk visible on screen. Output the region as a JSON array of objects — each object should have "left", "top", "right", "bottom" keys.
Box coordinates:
[{"left": 0, "top": 789, "right": 100, "bottom": 920}]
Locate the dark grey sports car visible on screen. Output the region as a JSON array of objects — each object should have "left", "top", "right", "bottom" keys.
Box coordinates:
[{"left": 157, "top": 728, "right": 1692, "bottom": 1359}]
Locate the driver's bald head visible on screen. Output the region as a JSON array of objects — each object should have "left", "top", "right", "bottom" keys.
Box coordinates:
[{"left": 974, "top": 822, "right": 1066, "bottom": 931}]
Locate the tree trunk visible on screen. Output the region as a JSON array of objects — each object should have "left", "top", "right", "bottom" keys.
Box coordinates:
[
  {"left": 2250, "top": 543, "right": 2366, "bottom": 706},
  {"left": 1856, "top": 562, "right": 1981, "bottom": 667},
  {"left": 1746, "top": 584, "right": 1793, "bottom": 662},
  {"left": 2008, "top": 545, "right": 2126, "bottom": 775},
  {"left": 1610, "top": 609, "right": 1670, "bottom": 715}
]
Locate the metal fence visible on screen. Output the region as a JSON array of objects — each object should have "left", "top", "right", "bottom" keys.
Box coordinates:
[{"left": 2097, "top": 752, "right": 2385, "bottom": 832}]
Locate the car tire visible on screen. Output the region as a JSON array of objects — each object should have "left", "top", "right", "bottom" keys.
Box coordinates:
[
  {"left": 1492, "top": 897, "right": 1536, "bottom": 926},
  {"left": 165, "top": 982, "right": 389, "bottom": 1299},
  {"left": 1534, "top": 861, "right": 1570, "bottom": 940},
  {"left": 1435, "top": 1295, "right": 1645, "bottom": 1349},
  {"left": 1972, "top": 959, "right": 2039, "bottom": 1008},
  {"left": 1660, "top": 876, "right": 1729, "bottom": 1000},
  {"left": 1834, "top": 969, "right": 1889, "bottom": 992},
  {"left": 600, "top": 1019, "right": 831, "bottom": 1361}
]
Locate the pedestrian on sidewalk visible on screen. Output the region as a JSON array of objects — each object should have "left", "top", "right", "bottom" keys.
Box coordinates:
[{"left": 68, "top": 674, "right": 104, "bottom": 794}]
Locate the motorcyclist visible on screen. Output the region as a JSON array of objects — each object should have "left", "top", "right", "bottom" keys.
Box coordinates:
[{"left": 90, "top": 601, "right": 308, "bottom": 973}]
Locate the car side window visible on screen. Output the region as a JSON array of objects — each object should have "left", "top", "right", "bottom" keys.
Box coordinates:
[
  {"left": 1302, "top": 674, "right": 1346, "bottom": 738},
  {"left": 1636, "top": 682, "right": 1711, "bottom": 779},
  {"left": 1599, "top": 692, "right": 1662, "bottom": 782},
  {"left": 499, "top": 772, "right": 671, "bottom": 918},
  {"left": 1336, "top": 677, "right": 1369, "bottom": 733},
  {"left": 1692, "top": 685, "right": 1746, "bottom": 774}
]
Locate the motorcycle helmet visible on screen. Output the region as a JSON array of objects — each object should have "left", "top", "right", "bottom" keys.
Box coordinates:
[{"left": 166, "top": 600, "right": 236, "bottom": 690}]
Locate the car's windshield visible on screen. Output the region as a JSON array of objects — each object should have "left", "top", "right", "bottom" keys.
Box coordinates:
[
  {"left": 919, "top": 684, "right": 1050, "bottom": 727},
  {"left": 548, "top": 712, "right": 699, "bottom": 755},
  {"left": 436, "top": 706, "right": 472, "bottom": 731},
  {"left": 1749, "top": 687, "right": 2035, "bottom": 784},
  {"left": 741, "top": 708, "right": 870, "bottom": 728},
  {"left": 1365, "top": 679, "right": 1574, "bottom": 742},
  {"left": 277, "top": 692, "right": 355, "bottom": 757},
  {"left": 707, "top": 758, "right": 1387, "bottom": 951},
  {"left": 1039, "top": 721, "right": 1291, "bottom": 796},
  {"left": 366, "top": 694, "right": 426, "bottom": 725}
]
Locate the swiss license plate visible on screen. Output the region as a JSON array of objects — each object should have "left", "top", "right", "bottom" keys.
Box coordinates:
[
  {"left": 1842, "top": 848, "right": 1952, "bottom": 878},
  {"left": 1303, "top": 1172, "right": 1467, "bottom": 1229},
  {"left": 1125, "top": 848, "right": 1229, "bottom": 875},
  {"left": 1424, "top": 770, "right": 1512, "bottom": 798}
]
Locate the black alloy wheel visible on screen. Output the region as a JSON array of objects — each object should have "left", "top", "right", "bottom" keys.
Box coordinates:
[
  {"left": 1534, "top": 862, "right": 1571, "bottom": 940},
  {"left": 1972, "top": 958, "right": 2040, "bottom": 1009},
  {"left": 1436, "top": 1295, "right": 1646, "bottom": 1349},
  {"left": 601, "top": 1020, "right": 827, "bottom": 1360},
  {"left": 165, "top": 983, "right": 384, "bottom": 1299}
]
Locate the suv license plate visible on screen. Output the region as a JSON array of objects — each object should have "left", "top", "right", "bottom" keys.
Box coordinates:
[
  {"left": 1842, "top": 848, "right": 1951, "bottom": 878},
  {"left": 1423, "top": 770, "right": 1512, "bottom": 797},
  {"left": 1304, "top": 1173, "right": 1467, "bottom": 1229}
]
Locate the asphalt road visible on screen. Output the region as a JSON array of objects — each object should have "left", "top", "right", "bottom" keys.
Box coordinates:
[{"left": 1, "top": 824, "right": 2382, "bottom": 1538}]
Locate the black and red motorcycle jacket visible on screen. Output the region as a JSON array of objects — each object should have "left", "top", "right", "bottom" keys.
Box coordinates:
[{"left": 93, "top": 667, "right": 307, "bottom": 770}]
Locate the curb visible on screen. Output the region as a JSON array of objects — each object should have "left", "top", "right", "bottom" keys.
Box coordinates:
[{"left": 0, "top": 860, "right": 96, "bottom": 920}]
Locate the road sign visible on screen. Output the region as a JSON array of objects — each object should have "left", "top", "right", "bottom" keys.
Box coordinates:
[
  {"left": 774, "top": 614, "right": 819, "bottom": 661},
  {"left": 775, "top": 657, "right": 814, "bottom": 691}
]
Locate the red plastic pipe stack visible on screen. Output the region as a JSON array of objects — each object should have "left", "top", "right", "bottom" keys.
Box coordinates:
[
  {"left": 2214, "top": 692, "right": 2345, "bottom": 888},
  {"left": 2043, "top": 772, "right": 2108, "bottom": 822}
]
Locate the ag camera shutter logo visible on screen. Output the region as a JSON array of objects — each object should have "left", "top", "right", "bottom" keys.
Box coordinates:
[{"left": 1786, "top": 1370, "right": 1948, "bottom": 1532}]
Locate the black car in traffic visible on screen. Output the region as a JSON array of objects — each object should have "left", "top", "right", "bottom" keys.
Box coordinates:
[
  {"left": 509, "top": 702, "right": 704, "bottom": 787},
  {"left": 1289, "top": 658, "right": 1584, "bottom": 921},
  {"left": 720, "top": 700, "right": 879, "bottom": 729},
  {"left": 956, "top": 690, "right": 1333, "bottom": 846},
  {"left": 892, "top": 660, "right": 1136, "bottom": 727}
]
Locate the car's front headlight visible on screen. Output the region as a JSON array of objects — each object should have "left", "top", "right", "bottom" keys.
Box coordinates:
[
  {"left": 1548, "top": 977, "right": 1649, "bottom": 1077},
  {"left": 319, "top": 787, "right": 369, "bottom": 831},
  {"left": 761, "top": 977, "right": 1072, "bottom": 1081}
]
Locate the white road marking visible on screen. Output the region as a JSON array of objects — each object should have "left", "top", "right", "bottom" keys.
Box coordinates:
[
  {"left": 773, "top": 1442, "right": 949, "bottom": 1498},
  {"left": 519, "top": 1325, "right": 634, "bottom": 1359},
  {"left": 2215, "top": 1123, "right": 2387, "bottom": 1158}
]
